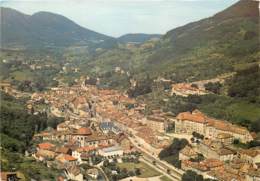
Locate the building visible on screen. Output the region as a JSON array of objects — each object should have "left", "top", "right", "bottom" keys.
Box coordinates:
[
  {"left": 98, "top": 145, "right": 123, "bottom": 158},
  {"left": 0, "top": 172, "right": 20, "bottom": 181},
  {"left": 86, "top": 168, "right": 99, "bottom": 179},
  {"left": 146, "top": 116, "right": 166, "bottom": 133},
  {"left": 64, "top": 165, "right": 83, "bottom": 181},
  {"left": 57, "top": 122, "right": 70, "bottom": 132},
  {"left": 34, "top": 149, "right": 56, "bottom": 161},
  {"left": 239, "top": 148, "right": 260, "bottom": 167},
  {"left": 55, "top": 154, "right": 77, "bottom": 168},
  {"left": 175, "top": 110, "right": 253, "bottom": 143},
  {"left": 181, "top": 159, "right": 224, "bottom": 174},
  {"left": 246, "top": 169, "right": 260, "bottom": 181},
  {"left": 115, "top": 133, "right": 132, "bottom": 151},
  {"left": 179, "top": 145, "right": 197, "bottom": 160},
  {"left": 100, "top": 121, "right": 122, "bottom": 134},
  {"left": 171, "top": 83, "right": 207, "bottom": 97},
  {"left": 71, "top": 127, "right": 92, "bottom": 147},
  {"left": 216, "top": 133, "right": 234, "bottom": 146},
  {"left": 82, "top": 134, "right": 115, "bottom": 147},
  {"left": 175, "top": 110, "right": 208, "bottom": 135},
  {"left": 37, "top": 142, "right": 55, "bottom": 151},
  {"left": 55, "top": 147, "right": 72, "bottom": 155},
  {"left": 72, "top": 146, "right": 96, "bottom": 163},
  {"left": 205, "top": 119, "right": 253, "bottom": 143},
  {"left": 198, "top": 139, "right": 235, "bottom": 161}
]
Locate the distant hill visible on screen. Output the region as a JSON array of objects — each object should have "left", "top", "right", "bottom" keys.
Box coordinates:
[
  {"left": 0, "top": 7, "right": 115, "bottom": 49},
  {"left": 118, "top": 33, "right": 161, "bottom": 44}
]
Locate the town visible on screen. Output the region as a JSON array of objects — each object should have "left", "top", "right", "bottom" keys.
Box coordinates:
[{"left": 2, "top": 76, "right": 258, "bottom": 181}]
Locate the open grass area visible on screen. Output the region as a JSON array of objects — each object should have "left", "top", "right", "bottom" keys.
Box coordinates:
[
  {"left": 117, "top": 162, "right": 161, "bottom": 178},
  {"left": 199, "top": 98, "right": 260, "bottom": 127},
  {"left": 160, "top": 176, "right": 172, "bottom": 181},
  {"left": 11, "top": 70, "right": 34, "bottom": 81},
  {"left": 226, "top": 102, "right": 260, "bottom": 122}
]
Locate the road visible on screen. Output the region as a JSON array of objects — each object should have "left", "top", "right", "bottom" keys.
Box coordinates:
[{"left": 128, "top": 136, "right": 183, "bottom": 181}]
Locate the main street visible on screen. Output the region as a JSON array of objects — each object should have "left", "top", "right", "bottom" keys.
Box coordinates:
[{"left": 128, "top": 135, "right": 184, "bottom": 181}]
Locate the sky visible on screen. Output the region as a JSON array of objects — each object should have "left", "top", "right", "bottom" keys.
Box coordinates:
[{"left": 0, "top": 0, "right": 239, "bottom": 37}]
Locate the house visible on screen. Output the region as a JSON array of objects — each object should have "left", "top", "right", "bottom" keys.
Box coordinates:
[
  {"left": 57, "top": 122, "right": 69, "bottom": 131},
  {"left": 81, "top": 134, "right": 115, "bottom": 147},
  {"left": 0, "top": 172, "right": 20, "bottom": 181},
  {"left": 206, "top": 168, "right": 243, "bottom": 181},
  {"left": 179, "top": 145, "right": 197, "bottom": 160},
  {"left": 198, "top": 139, "right": 235, "bottom": 161},
  {"left": 72, "top": 146, "right": 96, "bottom": 163},
  {"left": 239, "top": 148, "right": 260, "bottom": 167},
  {"left": 34, "top": 149, "right": 56, "bottom": 161},
  {"left": 64, "top": 165, "right": 83, "bottom": 181},
  {"left": 33, "top": 131, "right": 52, "bottom": 141},
  {"left": 146, "top": 116, "right": 166, "bottom": 133},
  {"left": 115, "top": 133, "right": 132, "bottom": 151},
  {"left": 56, "top": 147, "right": 72, "bottom": 155},
  {"left": 98, "top": 145, "right": 124, "bottom": 158},
  {"left": 216, "top": 133, "right": 234, "bottom": 146},
  {"left": 171, "top": 83, "right": 207, "bottom": 97},
  {"left": 55, "top": 154, "right": 77, "bottom": 168},
  {"left": 71, "top": 127, "right": 92, "bottom": 147},
  {"left": 100, "top": 121, "right": 122, "bottom": 134},
  {"left": 86, "top": 168, "right": 99, "bottom": 179},
  {"left": 246, "top": 169, "right": 260, "bottom": 181},
  {"left": 51, "top": 130, "right": 72, "bottom": 142},
  {"left": 181, "top": 159, "right": 224, "bottom": 174},
  {"left": 37, "top": 142, "right": 55, "bottom": 151}
]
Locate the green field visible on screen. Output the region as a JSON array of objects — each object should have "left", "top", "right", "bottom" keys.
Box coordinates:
[
  {"left": 160, "top": 176, "right": 173, "bottom": 181},
  {"left": 11, "top": 70, "right": 34, "bottom": 81},
  {"left": 117, "top": 162, "right": 161, "bottom": 178}
]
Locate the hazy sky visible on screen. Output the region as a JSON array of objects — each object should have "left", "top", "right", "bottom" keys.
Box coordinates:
[{"left": 0, "top": 0, "right": 239, "bottom": 37}]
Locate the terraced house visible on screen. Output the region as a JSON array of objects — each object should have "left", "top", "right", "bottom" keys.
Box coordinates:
[{"left": 175, "top": 110, "right": 253, "bottom": 143}]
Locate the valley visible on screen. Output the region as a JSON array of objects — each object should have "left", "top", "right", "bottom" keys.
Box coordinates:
[{"left": 0, "top": 0, "right": 260, "bottom": 181}]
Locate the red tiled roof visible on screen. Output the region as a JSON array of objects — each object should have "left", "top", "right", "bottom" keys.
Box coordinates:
[
  {"left": 177, "top": 112, "right": 207, "bottom": 124},
  {"left": 76, "top": 127, "right": 92, "bottom": 135},
  {"left": 38, "top": 142, "right": 55, "bottom": 150},
  {"left": 76, "top": 146, "right": 96, "bottom": 152},
  {"left": 64, "top": 154, "right": 77, "bottom": 161}
]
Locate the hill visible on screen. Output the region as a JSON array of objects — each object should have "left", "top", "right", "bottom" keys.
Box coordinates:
[
  {"left": 0, "top": 7, "right": 115, "bottom": 49},
  {"left": 118, "top": 33, "right": 161, "bottom": 44},
  {"left": 81, "top": 0, "right": 259, "bottom": 86},
  {"left": 144, "top": 0, "right": 259, "bottom": 81}
]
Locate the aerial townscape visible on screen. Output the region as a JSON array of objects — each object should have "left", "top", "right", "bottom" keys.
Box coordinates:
[{"left": 0, "top": 0, "right": 260, "bottom": 181}]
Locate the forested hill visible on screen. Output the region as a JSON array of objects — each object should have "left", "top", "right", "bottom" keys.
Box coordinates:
[
  {"left": 0, "top": 92, "right": 63, "bottom": 178},
  {"left": 144, "top": 0, "right": 259, "bottom": 81},
  {"left": 118, "top": 33, "right": 161, "bottom": 44},
  {"left": 0, "top": 7, "right": 115, "bottom": 49},
  {"left": 80, "top": 0, "right": 259, "bottom": 86}
]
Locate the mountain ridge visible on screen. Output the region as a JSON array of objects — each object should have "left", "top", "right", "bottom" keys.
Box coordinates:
[
  {"left": 0, "top": 7, "right": 114, "bottom": 49},
  {"left": 118, "top": 33, "right": 161, "bottom": 44}
]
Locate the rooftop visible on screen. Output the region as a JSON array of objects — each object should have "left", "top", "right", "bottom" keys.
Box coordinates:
[
  {"left": 38, "top": 142, "right": 55, "bottom": 150},
  {"left": 75, "top": 127, "right": 92, "bottom": 135}
]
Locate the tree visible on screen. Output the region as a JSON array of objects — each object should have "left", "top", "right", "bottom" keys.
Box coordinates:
[
  {"left": 159, "top": 138, "right": 188, "bottom": 168},
  {"left": 134, "top": 168, "right": 141, "bottom": 176},
  {"left": 103, "top": 159, "right": 109, "bottom": 167},
  {"left": 182, "top": 170, "right": 203, "bottom": 181},
  {"left": 233, "top": 139, "right": 240, "bottom": 145},
  {"left": 204, "top": 82, "right": 222, "bottom": 94}
]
